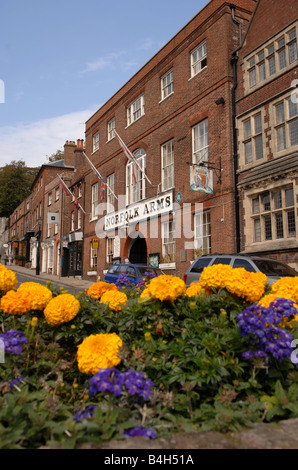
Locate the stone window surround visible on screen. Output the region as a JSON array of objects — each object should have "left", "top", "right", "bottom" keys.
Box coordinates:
[
  {"left": 242, "top": 20, "right": 297, "bottom": 96},
  {"left": 242, "top": 177, "right": 297, "bottom": 251}
]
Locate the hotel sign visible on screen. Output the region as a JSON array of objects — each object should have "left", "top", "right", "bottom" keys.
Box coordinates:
[{"left": 104, "top": 191, "right": 174, "bottom": 231}]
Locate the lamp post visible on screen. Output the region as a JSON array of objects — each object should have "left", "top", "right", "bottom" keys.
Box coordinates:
[{"left": 36, "top": 217, "right": 42, "bottom": 275}]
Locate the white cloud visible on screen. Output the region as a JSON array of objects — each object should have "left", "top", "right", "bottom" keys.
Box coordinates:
[
  {"left": 81, "top": 38, "right": 163, "bottom": 75},
  {"left": 0, "top": 107, "right": 99, "bottom": 168},
  {"left": 81, "top": 52, "right": 123, "bottom": 74}
]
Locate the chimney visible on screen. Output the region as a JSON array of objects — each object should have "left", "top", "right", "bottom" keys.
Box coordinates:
[
  {"left": 74, "top": 139, "right": 85, "bottom": 169},
  {"left": 64, "top": 140, "right": 76, "bottom": 167}
]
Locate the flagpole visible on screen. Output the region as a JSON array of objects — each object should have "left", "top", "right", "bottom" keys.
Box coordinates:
[
  {"left": 82, "top": 151, "right": 118, "bottom": 201},
  {"left": 114, "top": 130, "right": 153, "bottom": 186},
  {"left": 57, "top": 174, "right": 86, "bottom": 214}
]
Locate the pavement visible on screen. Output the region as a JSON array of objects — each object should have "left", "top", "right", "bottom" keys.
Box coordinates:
[{"left": 6, "top": 263, "right": 94, "bottom": 293}]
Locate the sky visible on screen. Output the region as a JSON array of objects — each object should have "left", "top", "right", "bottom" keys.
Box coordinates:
[{"left": 0, "top": 0, "right": 208, "bottom": 168}]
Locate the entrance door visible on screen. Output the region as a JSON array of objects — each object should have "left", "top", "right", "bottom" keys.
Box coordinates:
[
  {"left": 61, "top": 248, "right": 69, "bottom": 277},
  {"left": 129, "top": 236, "right": 147, "bottom": 264}
]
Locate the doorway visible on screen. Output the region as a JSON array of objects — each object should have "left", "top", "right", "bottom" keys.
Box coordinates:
[{"left": 129, "top": 236, "right": 147, "bottom": 264}]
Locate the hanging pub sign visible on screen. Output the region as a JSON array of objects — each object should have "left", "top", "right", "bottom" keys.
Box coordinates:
[{"left": 189, "top": 165, "right": 213, "bottom": 194}]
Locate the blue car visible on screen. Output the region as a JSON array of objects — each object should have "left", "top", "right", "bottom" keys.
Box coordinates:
[{"left": 104, "top": 263, "right": 160, "bottom": 286}]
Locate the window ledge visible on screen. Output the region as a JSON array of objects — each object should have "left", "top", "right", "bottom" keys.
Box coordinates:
[
  {"left": 159, "top": 262, "right": 176, "bottom": 270},
  {"left": 188, "top": 66, "right": 207, "bottom": 82},
  {"left": 159, "top": 92, "right": 174, "bottom": 104}
]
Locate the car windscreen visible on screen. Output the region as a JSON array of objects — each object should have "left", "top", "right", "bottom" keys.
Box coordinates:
[
  {"left": 253, "top": 259, "right": 298, "bottom": 277},
  {"left": 190, "top": 258, "right": 212, "bottom": 273}
]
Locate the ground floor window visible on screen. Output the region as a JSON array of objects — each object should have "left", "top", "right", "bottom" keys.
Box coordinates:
[
  {"left": 194, "top": 210, "right": 211, "bottom": 257},
  {"left": 106, "top": 237, "right": 114, "bottom": 265},
  {"left": 69, "top": 241, "right": 83, "bottom": 275},
  {"left": 161, "top": 220, "right": 175, "bottom": 262}
]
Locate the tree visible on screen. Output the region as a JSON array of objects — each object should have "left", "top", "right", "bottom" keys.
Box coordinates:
[
  {"left": 46, "top": 149, "right": 64, "bottom": 163},
  {"left": 0, "top": 160, "right": 38, "bottom": 217}
]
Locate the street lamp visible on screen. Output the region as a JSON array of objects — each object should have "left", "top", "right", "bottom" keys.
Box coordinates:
[{"left": 36, "top": 217, "right": 42, "bottom": 275}]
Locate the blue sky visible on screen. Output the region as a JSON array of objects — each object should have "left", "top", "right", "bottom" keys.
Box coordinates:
[{"left": 0, "top": 0, "right": 208, "bottom": 167}]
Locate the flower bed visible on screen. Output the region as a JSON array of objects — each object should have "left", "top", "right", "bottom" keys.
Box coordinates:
[{"left": 0, "top": 264, "right": 298, "bottom": 448}]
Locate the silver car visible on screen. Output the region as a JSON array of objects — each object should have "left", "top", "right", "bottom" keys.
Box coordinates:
[{"left": 184, "top": 254, "right": 298, "bottom": 287}]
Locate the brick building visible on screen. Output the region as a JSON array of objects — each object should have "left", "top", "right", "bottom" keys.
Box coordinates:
[
  {"left": 236, "top": 0, "right": 298, "bottom": 269},
  {"left": 81, "top": 0, "right": 256, "bottom": 280}
]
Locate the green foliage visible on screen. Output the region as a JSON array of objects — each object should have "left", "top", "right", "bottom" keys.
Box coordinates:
[
  {"left": 0, "top": 160, "right": 38, "bottom": 217},
  {"left": 1, "top": 284, "right": 298, "bottom": 448}
]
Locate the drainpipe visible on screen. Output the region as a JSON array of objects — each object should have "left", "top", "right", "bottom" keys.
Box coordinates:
[
  {"left": 230, "top": 3, "right": 242, "bottom": 45},
  {"left": 231, "top": 50, "right": 241, "bottom": 254},
  {"left": 230, "top": 3, "right": 242, "bottom": 253}
]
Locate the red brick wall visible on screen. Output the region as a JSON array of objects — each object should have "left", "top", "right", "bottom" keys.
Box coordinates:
[{"left": 81, "top": 1, "right": 256, "bottom": 280}]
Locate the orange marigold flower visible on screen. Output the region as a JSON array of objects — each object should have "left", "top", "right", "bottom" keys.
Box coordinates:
[
  {"left": 18, "top": 282, "right": 52, "bottom": 310},
  {"left": 100, "top": 290, "right": 128, "bottom": 311},
  {"left": 186, "top": 282, "right": 211, "bottom": 297},
  {"left": 0, "top": 289, "right": 32, "bottom": 315},
  {"left": 0, "top": 266, "right": 18, "bottom": 293},
  {"left": 77, "top": 332, "right": 123, "bottom": 374},
  {"left": 144, "top": 275, "right": 186, "bottom": 303},
  {"left": 44, "top": 293, "right": 80, "bottom": 326},
  {"left": 200, "top": 264, "right": 233, "bottom": 290},
  {"left": 271, "top": 277, "right": 298, "bottom": 303},
  {"left": 87, "top": 281, "right": 118, "bottom": 299},
  {"left": 199, "top": 264, "right": 267, "bottom": 303}
]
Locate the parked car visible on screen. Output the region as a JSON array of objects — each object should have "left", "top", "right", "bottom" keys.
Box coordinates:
[
  {"left": 184, "top": 254, "right": 298, "bottom": 287},
  {"left": 104, "top": 263, "right": 161, "bottom": 286}
]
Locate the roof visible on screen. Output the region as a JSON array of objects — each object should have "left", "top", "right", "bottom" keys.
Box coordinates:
[{"left": 31, "top": 159, "right": 74, "bottom": 190}]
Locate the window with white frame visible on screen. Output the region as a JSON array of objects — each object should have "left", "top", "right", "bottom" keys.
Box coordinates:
[
  {"left": 90, "top": 245, "right": 98, "bottom": 269},
  {"left": 161, "top": 139, "right": 174, "bottom": 191},
  {"left": 106, "top": 237, "right": 114, "bottom": 264},
  {"left": 54, "top": 223, "right": 58, "bottom": 235},
  {"left": 71, "top": 211, "right": 75, "bottom": 232},
  {"left": 91, "top": 182, "right": 98, "bottom": 220},
  {"left": 107, "top": 118, "right": 115, "bottom": 141},
  {"left": 251, "top": 187, "right": 296, "bottom": 243},
  {"left": 127, "top": 94, "right": 144, "bottom": 126},
  {"left": 245, "top": 25, "right": 297, "bottom": 91},
  {"left": 55, "top": 186, "right": 60, "bottom": 201},
  {"left": 126, "top": 149, "right": 146, "bottom": 205},
  {"left": 78, "top": 183, "right": 82, "bottom": 198},
  {"left": 190, "top": 40, "right": 207, "bottom": 78},
  {"left": 243, "top": 112, "right": 263, "bottom": 164},
  {"left": 194, "top": 211, "right": 211, "bottom": 256},
  {"left": 107, "top": 173, "right": 115, "bottom": 213},
  {"left": 48, "top": 193, "right": 52, "bottom": 206},
  {"left": 47, "top": 223, "right": 51, "bottom": 238},
  {"left": 78, "top": 208, "right": 82, "bottom": 229},
  {"left": 161, "top": 219, "right": 175, "bottom": 263},
  {"left": 92, "top": 132, "right": 99, "bottom": 152},
  {"left": 161, "top": 69, "right": 173, "bottom": 100},
  {"left": 275, "top": 97, "right": 298, "bottom": 152},
  {"left": 192, "top": 119, "right": 208, "bottom": 164}
]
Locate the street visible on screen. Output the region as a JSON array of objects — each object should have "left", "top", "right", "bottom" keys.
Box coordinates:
[{"left": 15, "top": 272, "right": 81, "bottom": 296}]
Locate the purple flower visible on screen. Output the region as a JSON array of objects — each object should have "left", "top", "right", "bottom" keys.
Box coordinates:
[
  {"left": 88, "top": 367, "right": 154, "bottom": 400},
  {"left": 144, "top": 271, "right": 157, "bottom": 279},
  {"left": 236, "top": 302, "right": 295, "bottom": 364},
  {"left": 0, "top": 330, "right": 27, "bottom": 355},
  {"left": 124, "top": 425, "right": 156, "bottom": 439},
  {"left": 73, "top": 404, "right": 98, "bottom": 422},
  {"left": 116, "top": 273, "right": 131, "bottom": 287},
  {"left": 10, "top": 377, "right": 24, "bottom": 388}
]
